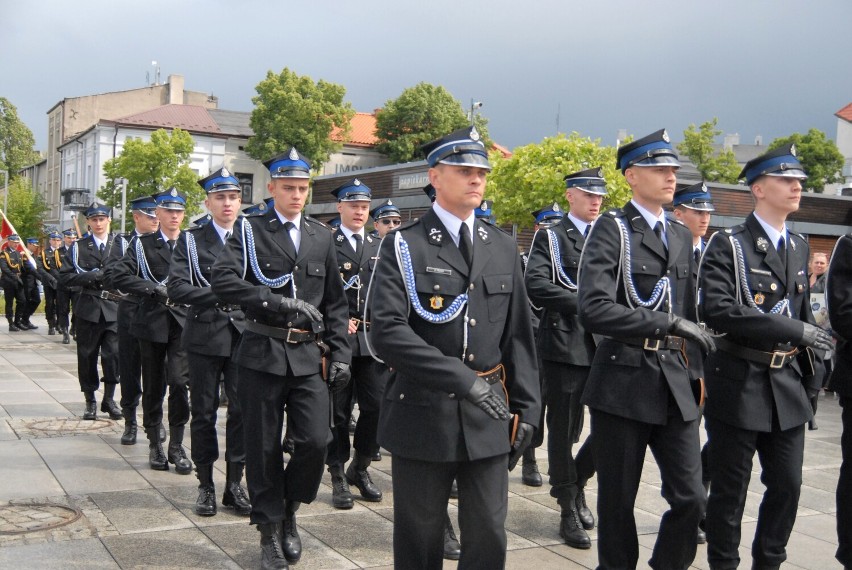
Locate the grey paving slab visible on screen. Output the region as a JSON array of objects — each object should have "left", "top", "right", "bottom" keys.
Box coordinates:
[
  {"left": 122, "top": 452, "right": 197, "bottom": 491},
  {"left": 299, "top": 508, "right": 396, "bottom": 567},
  {"left": 804, "top": 467, "right": 842, "bottom": 493},
  {"left": 102, "top": 527, "right": 242, "bottom": 569},
  {"left": 506, "top": 545, "right": 593, "bottom": 568},
  {"left": 0, "top": 537, "right": 120, "bottom": 569},
  {"left": 32, "top": 435, "right": 150, "bottom": 495},
  {"left": 90, "top": 488, "right": 194, "bottom": 534},
  {"left": 0, "top": 389, "right": 57, "bottom": 405},
  {"left": 3, "top": 402, "right": 74, "bottom": 418},
  {"left": 793, "top": 512, "right": 839, "bottom": 545},
  {"left": 158, "top": 482, "right": 252, "bottom": 527},
  {"left": 0, "top": 419, "right": 19, "bottom": 441},
  {"left": 506, "top": 495, "right": 568, "bottom": 547},
  {"left": 0, "top": 440, "right": 64, "bottom": 499}
]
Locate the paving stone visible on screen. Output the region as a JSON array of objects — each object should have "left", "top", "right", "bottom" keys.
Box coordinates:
[
  {"left": 0, "top": 440, "right": 64, "bottom": 499},
  {"left": 298, "top": 508, "right": 395, "bottom": 567},
  {"left": 102, "top": 527, "right": 241, "bottom": 569},
  {"left": 90, "top": 488, "right": 194, "bottom": 534},
  {"left": 0, "top": 537, "right": 119, "bottom": 569}
]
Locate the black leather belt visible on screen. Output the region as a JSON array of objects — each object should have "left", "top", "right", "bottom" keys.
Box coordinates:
[
  {"left": 716, "top": 337, "right": 799, "bottom": 369},
  {"left": 351, "top": 317, "right": 370, "bottom": 331},
  {"left": 216, "top": 303, "right": 241, "bottom": 312},
  {"left": 476, "top": 364, "right": 505, "bottom": 385},
  {"left": 81, "top": 289, "right": 123, "bottom": 302},
  {"left": 616, "top": 335, "right": 685, "bottom": 351},
  {"left": 154, "top": 297, "right": 189, "bottom": 308},
  {"left": 245, "top": 320, "right": 315, "bottom": 343}
]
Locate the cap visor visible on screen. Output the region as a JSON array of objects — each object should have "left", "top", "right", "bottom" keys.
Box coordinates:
[
  {"left": 438, "top": 153, "right": 492, "bottom": 170},
  {"left": 631, "top": 156, "right": 681, "bottom": 168}
]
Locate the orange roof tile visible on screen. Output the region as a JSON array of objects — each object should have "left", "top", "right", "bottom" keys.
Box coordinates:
[
  {"left": 490, "top": 142, "right": 512, "bottom": 158},
  {"left": 836, "top": 102, "right": 852, "bottom": 123},
  {"left": 113, "top": 104, "right": 222, "bottom": 135},
  {"left": 332, "top": 112, "right": 378, "bottom": 147}
]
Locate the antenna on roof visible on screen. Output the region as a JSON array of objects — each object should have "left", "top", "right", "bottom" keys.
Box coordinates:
[{"left": 151, "top": 60, "right": 160, "bottom": 86}]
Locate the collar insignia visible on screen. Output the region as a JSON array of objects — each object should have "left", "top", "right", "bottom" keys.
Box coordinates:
[
  {"left": 336, "top": 234, "right": 344, "bottom": 242},
  {"left": 429, "top": 228, "right": 442, "bottom": 244},
  {"left": 756, "top": 236, "right": 769, "bottom": 252},
  {"left": 477, "top": 226, "right": 489, "bottom": 240}
]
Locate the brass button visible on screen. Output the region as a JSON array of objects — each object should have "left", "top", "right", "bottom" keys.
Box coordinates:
[
  {"left": 660, "top": 354, "right": 666, "bottom": 360},
  {"left": 449, "top": 393, "right": 456, "bottom": 399},
  {"left": 294, "top": 265, "right": 299, "bottom": 271},
  {"left": 265, "top": 263, "right": 270, "bottom": 268},
  {"left": 262, "top": 301, "right": 268, "bottom": 308},
  {"left": 399, "top": 394, "right": 405, "bottom": 400},
  {"left": 770, "top": 283, "right": 777, "bottom": 291},
  {"left": 610, "top": 355, "right": 616, "bottom": 360},
  {"left": 501, "top": 283, "right": 505, "bottom": 289},
  {"left": 642, "top": 265, "right": 647, "bottom": 271}
]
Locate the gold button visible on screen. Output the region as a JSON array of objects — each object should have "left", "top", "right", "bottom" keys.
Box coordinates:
[
  {"left": 399, "top": 394, "right": 405, "bottom": 400},
  {"left": 265, "top": 263, "right": 270, "bottom": 268},
  {"left": 770, "top": 283, "right": 777, "bottom": 291},
  {"left": 294, "top": 265, "right": 299, "bottom": 270}
]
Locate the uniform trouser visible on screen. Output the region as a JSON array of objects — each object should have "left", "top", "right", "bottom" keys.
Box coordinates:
[
  {"left": 542, "top": 360, "right": 594, "bottom": 503},
  {"left": 117, "top": 304, "right": 142, "bottom": 414},
  {"left": 56, "top": 288, "right": 71, "bottom": 330},
  {"left": 43, "top": 286, "right": 58, "bottom": 327},
  {"left": 138, "top": 320, "right": 189, "bottom": 433},
  {"left": 2, "top": 281, "right": 26, "bottom": 322},
  {"left": 529, "top": 352, "right": 545, "bottom": 449},
  {"left": 23, "top": 277, "right": 39, "bottom": 320},
  {"left": 239, "top": 366, "right": 329, "bottom": 524},
  {"left": 326, "top": 355, "right": 388, "bottom": 467},
  {"left": 591, "top": 408, "right": 704, "bottom": 570},
  {"left": 705, "top": 416, "right": 804, "bottom": 570},
  {"left": 75, "top": 315, "right": 119, "bottom": 394},
  {"left": 392, "top": 454, "right": 508, "bottom": 570},
  {"left": 837, "top": 397, "right": 852, "bottom": 567},
  {"left": 188, "top": 349, "right": 244, "bottom": 466}
]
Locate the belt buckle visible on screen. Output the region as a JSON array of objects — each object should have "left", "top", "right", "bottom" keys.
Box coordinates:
[
  {"left": 769, "top": 351, "right": 786, "bottom": 369},
  {"left": 98, "top": 290, "right": 109, "bottom": 300},
  {"left": 643, "top": 338, "right": 661, "bottom": 351},
  {"left": 285, "top": 328, "right": 297, "bottom": 344}
]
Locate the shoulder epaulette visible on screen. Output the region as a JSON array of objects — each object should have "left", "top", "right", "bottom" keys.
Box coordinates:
[
  {"left": 723, "top": 223, "right": 746, "bottom": 235},
  {"left": 605, "top": 207, "right": 625, "bottom": 217},
  {"left": 480, "top": 218, "right": 513, "bottom": 237},
  {"left": 184, "top": 225, "right": 205, "bottom": 234},
  {"left": 304, "top": 216, "right": 329, "bottom": 230},
  {"left": 789, "top": 229, "right": 806, "bottom": 243},
  {"left": 398, "top": 218, "right": 420, "bottom": 231}
]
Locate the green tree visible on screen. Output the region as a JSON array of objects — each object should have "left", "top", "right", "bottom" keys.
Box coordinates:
[
  {"left": 245, "top": 68, "right": 354, "bottom": 172},
  {"left": 3, "top": 176, "right": 49, "bottom": 239},
  {"left": 486, "top": 132, "right": 631, "bottom": 228},
  {"left": 98, "top": 128, "right": 203, "bottom": 227},
  {"left": 0, "top": 97, "right": 41, "bottom": 179},
  {"left": 677, "top": 118, "right": 740, "bottom": 184},
  {"left": 375, "top": 82, "right": 490, "bottom": 163},
  {"left": 768, "top": 129, "right": 844, "bottom": 193}
]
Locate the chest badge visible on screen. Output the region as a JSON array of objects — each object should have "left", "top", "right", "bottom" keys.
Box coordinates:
[
  {"left": 797, "top": 283, "right": 805, "bottom": 293},
  {"left": 754, "top": 293, "right": 765, "bottom": 305},
  {"left": 430, "top": 295, "right": 444, "bottom": 310},
  {"left": 343, "top": 262, "right": 352, "bottom": 271}
]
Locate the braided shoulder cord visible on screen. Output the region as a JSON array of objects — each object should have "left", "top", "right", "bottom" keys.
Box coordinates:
[
  {"left": 341, "top": 274, "right": 361, "bottom": 291},
  {"left": 185, "top": 232, "right": 210, "bottom": 288},
  {"left": 242, "top": 218, "right": 296, "bottom": 297},
  {"left": 71, "top": 242, "right": 97, "bottom": 274},
  {"left": 729, "top": 235, "right": 790, "bottom": 317},
  {"left": 546, "top": 228, "right": 577, "bottom": 290},
  {"left": 613, "top": 216, "right": 671, "bottom": 312},
  {"left": 134, "top": 238, "right": 167, "bottom": 285}
]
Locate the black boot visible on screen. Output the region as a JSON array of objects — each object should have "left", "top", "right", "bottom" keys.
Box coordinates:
[
  {"left": 21, "top": 319, "right": 38, "bottom": 330},
  {"left": 282, "top": 501, "right": 301, "bottom": 563},
  {"left": 443, "top": 511, "right": 461, "bottom": 560},
  {"left": 559, "top": 503, "right": 591, "bottom": 549},
  {"left": 83, "top": 392, "right": 97, "bottom": 420},
  {"left": 121, "top": 409, "right": 137, "bottom": 445},
  {"left": 521, "top": 447, "right": 543, "bottom": 487},
  {"left": 575, "top": 487, "right": 595, "bottom": 530},
  {"left": 329, "top": 464, "right": 354, "bottom": 509},
  {"left": 61, "top": 327, "right": 70, "bottom": 344},
  {"left": 194, "top": 463, "right": 217, "bottom": 516},
  {"left": 48, "top": 326, "right": 56, "bottom": 335},
  {"left": 100, "top": 383, "right": 122, "bottom": 420},
  {"left": 167, "top": 426, "right": 193, "bottom": 474},
  {"left": 148, "top": 434, "right": 168, "bottom": 471},
  {"left": 345, "top": 452, "right": 382, "bottom": 502},
  {"left": 8, "top": 319, "right": 20, "bottom": 332},
  {"left": 258, "top": 522, "right": 289, "bottom": 570},
  {"left": 222, "top": 462, "right": 251, "bottom": 516}
]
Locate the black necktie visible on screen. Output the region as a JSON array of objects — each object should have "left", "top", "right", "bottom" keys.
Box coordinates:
[
  {"left": 98, "top": 243, "right": 105, "bottom": 255},
  {"left": 353, "top": 233, "right": 363, "bottom": 259},
  {"left": 654, "top": 222, "right": 667, "bottom": 250},
  {"left": 583, "top": 225, "right": 590, "bottom": 239},
  {"left": 283, "top": 221, "right": 297, "bottom": 257},
  {"left": 778, "top": 236, "right": 787, "bottom": 273},
  {"left": 167, "top": 239, "right": 176, "bottom": 252},
  {"left": 694, "top": 248, "right": 701, "bottom": 265},
  {"left": 458, "top": 223, "right": 473, "bottom": 268},
  {"left": 224, "top": 231, "right": 231, "bottom": 242}
]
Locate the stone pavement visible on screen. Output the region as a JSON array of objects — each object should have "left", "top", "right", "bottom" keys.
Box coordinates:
[{"left": 0, "top": 313, "right": 844, "bottom": 569}]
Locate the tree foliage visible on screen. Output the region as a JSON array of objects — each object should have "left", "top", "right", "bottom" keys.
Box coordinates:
[
  {"left": 245, "top": 68, "right": 354, "bottom": 172},
  {"left": 486, "top": 132, "right": 631, "bottom": 228},
  {"left": 375, "top": 82, "right": 490, "bottom": 163},
  {"left": 0, "top": 97, "right": 41, "bottom": 180},
  {"left": 3, "top": 176, "right": 49, "bottom": 239},
  {"left": 98, "top": 128, "right": 203, "bottom": 227},
  {"left": 768, "top": 129, "right": 844, "bottom": 193},
  {"left": 677, "top": 118, "right": 740, "bottom": 184}
]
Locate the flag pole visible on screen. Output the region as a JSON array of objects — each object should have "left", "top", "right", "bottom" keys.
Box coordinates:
[{"left": 0, "top": 209, "right": 38, "bottom": 269}]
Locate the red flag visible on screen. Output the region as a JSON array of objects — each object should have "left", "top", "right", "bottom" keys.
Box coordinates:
[
  {"left": 0, "top": 216, "right": 12, "bottom": 240},
  {"left": 0, "top": 209, "right": 37, "bottom": 268}
]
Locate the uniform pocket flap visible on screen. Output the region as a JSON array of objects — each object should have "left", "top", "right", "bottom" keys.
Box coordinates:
[
  {"left": 307, "top": 261, "right": 326, "bottom": 277},
  {"left": 483, "top": 273, "right": 513, "bottom": 294}
]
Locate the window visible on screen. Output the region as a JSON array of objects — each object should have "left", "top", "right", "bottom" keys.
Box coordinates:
[{"left": 237, "top": 173, "right": 253, "bottom": 203}]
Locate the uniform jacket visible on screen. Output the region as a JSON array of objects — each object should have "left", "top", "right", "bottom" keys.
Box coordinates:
[
  {"left": 525, "top": 217, "right": 596, "bottom": 366},
  {"left": 168, "top": 223, "right": 246, "bottom": 357},
  {"left": 332, "top": 226, "right": 380, "bottom": 357},
  {"left": 828, "top": 234, "right": 852, "bottom": 397},
  {"left": 112, "top": 231, "right": 187, "bottom": 342},
  {"left": 0, "top": 247, "right": 25, "bottom": 285},
  {"left": 37, "top": 247, "right": 63, "bottom": 290},
  {"left": 210, "top": 209, "right": 351, "bottom": 376},
  {"left": 700, "top": 213, "right": 820, "bottom": 431},
  {"left": 103, "top": 231, "right": 142, "bottom": 325},
  {"left": 59, "top": 234, "right": 118, "bottom": 323},
  {"left": 578, "top": 201, "right": 701, "bottom": 425},
  {"left": 370, "top": 208, "right": 541, "bottom": 462}
]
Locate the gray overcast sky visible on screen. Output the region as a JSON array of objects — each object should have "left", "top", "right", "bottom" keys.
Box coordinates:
[{"left": 3, "top": 0, "right": 852, "bottom": 154}]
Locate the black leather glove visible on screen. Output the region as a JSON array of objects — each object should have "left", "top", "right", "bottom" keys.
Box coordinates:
[
  {"left": 278, "top": 296, "right": 323, "bottom": 323},
  {"left": 327, "top": 361, "right": 351, "bottom": 393},
  {"left": 44, "top": 275, "right": 58, "bottom": 289},
  {"left": 668, "top": 314, "right": 715, "bottom": 355},
  {"left": 508, "top": 422, "right": 535, "bottom": 471},
  {"left": 153, "top": 284, "right": 168, "bottom": 299},
  {"left": 92, "top": 270, "right": 106, "bottom": 286},
  {"left": 465, "top": 377, "right": 512, "bottom": 421},
  {"left": 799, "top": 323, "right": 833, "bottom": 352}
]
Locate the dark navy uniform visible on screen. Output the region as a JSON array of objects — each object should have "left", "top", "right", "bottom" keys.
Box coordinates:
[
  {"left": 168, "top": 167, "right": 250, "bottom": 516},
  {"left": 827, "top": 234, "right": 852, "bottom": 567},
  {"left": 56, "top": 229, "right": 77, "bottom": 342},
  {"left": 1, "top": 237, "right": 27, "bottom": 330},
  {"left": 370, "top": 127, "right": 541, "bottom": 569},
  {"left": 58, "top": 209, "right": 120, "bottom": 419},
  {"left": 211, "top": 147, "right": 350, "bottom": 568},
  {"left": 700, "top": 145, "right": 829, "bottom": 570},
  {"left": 37, "top": 234, "right": 64, "bottom": 334},
  {"left": 112, "top": 190, "right": 191, "bottom": 474},
  {"left": 578, "top": 130, "right": 710, "bottom": 570},
  {"left": 20, "top": 239, "right": 42, "bottom": 328}
]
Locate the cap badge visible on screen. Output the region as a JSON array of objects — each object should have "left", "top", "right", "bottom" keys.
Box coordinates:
[
  {"left": 554, "top": 204, "right": 561, "bottom": 212},
  {"left": 790, "top": 144, "right": 797, "bottom": 157},
  {"left": 596, "top": 168, "right": 603, "bottom": 177},
  {"left": 662, "top": 130, "right": 670, "bottom": 143},
  {"left": 756, "top": 237, "right": 769, "bottom": 252},
  {"left": 470, "top": 126, "right": 480, "bottom": 142},
  {"left": 430, "top": 295, "right": 444, "bottom": 310},
  {"left": 289, "top": 148, "right": 299, "bottom": 160},
  {"left": 353, "top": 179, "right": 361, "bottom": 186},
  {"left": 701, "top": 183, "right": 708, "bottom": 193},
  {"left": 170, "top": 188, "right": 178, "bottom": 197},
  {"left": 387, "top": 199, "right": 393, "bottom": 205},
  {"left": 221, "top": 167, "right": 230, "bottom": 177},
  {"left": 258, "top": 202, "right": 267, "bottom": 211}
]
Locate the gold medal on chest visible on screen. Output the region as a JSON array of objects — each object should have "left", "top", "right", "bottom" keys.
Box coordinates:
[
  {"left": 343, "top": 262, "right": 352, "bottom": 271},
  {"left": 754, "top": 292, "right": 765, "bottom": 305},
  {"left": 430, "top": 295, "right": 444, "bottom": 310}
]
